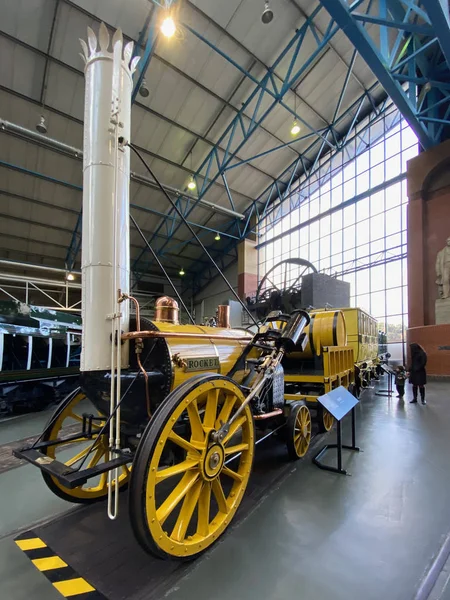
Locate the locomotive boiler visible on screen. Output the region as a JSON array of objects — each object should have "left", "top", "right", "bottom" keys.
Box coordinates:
[{"left": 14, "top": 24, "right": 357, "bottom": 561}]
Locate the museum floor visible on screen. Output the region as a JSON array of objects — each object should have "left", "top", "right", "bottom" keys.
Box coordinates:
[{"left": 1, "top": 379, "right": 450, "bottom": 600}]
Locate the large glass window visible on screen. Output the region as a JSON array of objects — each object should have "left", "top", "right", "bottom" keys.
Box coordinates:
[{"left": 258, "top": 112, "right": 418, "bottom": 362}]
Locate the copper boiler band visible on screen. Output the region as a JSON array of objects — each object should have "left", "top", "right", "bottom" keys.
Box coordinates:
[{"left": 121, "top": 330, "right": 251, "bottom": 342}]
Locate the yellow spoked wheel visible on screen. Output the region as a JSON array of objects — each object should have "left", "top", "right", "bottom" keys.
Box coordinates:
[
  {"left": 42, "top": 390, "right": 130, "bottom": 503},
  {"left": 129, "top": 373, "right": 254, "bottom": 560},
  {"left": 286, "top": 401, "right": 312, "bottom": 460},
  {"left": 316, "top": 404, "right": 335, "bottom": 433}
]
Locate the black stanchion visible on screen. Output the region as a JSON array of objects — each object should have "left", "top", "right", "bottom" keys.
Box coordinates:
[{"left": 313, "top": 387, "right": 361, "bottom": 476}]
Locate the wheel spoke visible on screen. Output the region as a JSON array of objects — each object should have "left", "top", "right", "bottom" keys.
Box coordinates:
[
  {"left": 168, "top": 431, "right": 202, "bottom": 456},
  {"left": 156, "top": 471, "right": 200, "bottom": 525},
  {"left": 87, "top": 444, "right": 106, "bottom": 468},
  {"left": 155, "top": 458, "right": 200, "bottom": 484},
  {"left": 215, "top": 394, "right": 236, "bottom": 429},
  {"left": 222, "top": 466, "right": 243, "bottom": 482},
  {"left": 203, "top": 389, "right": 219, "bottom": 430},
  {"left": 224, "top": 442, "right": 249, "bottom": 456},
  {"left": 64, "top": 444, "right": 93, "bottom": 467},
  {"left": 171, "top": 480, "right": 203, "bottom": 542},
  {"left": 67, "top": 411, "right": 84, "bottom": 423},
  {"left": 197, "top": 482, "right": 212, "bottom": 537},
  {"left": 222, "top": 415, "right": 246, "bottom": 445},
  {"left": 187, "top": 400, "right": 205, "bottom": 443},
  {"left": 212, "top": 478, "right": 229, "bottom": 514}
]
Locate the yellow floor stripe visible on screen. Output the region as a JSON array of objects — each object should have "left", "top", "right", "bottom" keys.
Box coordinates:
[
  {"left": 32, "top": 556, "right": 68, "bottom": 571},
  {"left": 15, "top": 538, "right": 47, "bottom": 551},
  {"left": 53, "top": 578, "right": 95, "bottom": 597}
]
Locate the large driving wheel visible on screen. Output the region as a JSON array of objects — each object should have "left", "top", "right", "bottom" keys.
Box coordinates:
[
  {"left": 41, "top": 390, "right": 130, "bottom": 503},
  {"left": 129, "top": 373, "right": 255, "bottom": 560}
]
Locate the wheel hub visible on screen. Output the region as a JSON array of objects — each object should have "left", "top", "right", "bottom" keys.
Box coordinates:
[{"left": 202, "top": 444, "right": 225, "bottom": 480}]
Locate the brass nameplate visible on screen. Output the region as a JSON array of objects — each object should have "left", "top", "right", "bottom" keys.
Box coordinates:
[{"left": 183, "top": 356, "right": 220, "bottom": 372}]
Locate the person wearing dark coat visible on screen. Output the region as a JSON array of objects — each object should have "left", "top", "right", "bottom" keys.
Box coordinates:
[{"left": 408, "top": 343, "right": 427, "bottom": 405}]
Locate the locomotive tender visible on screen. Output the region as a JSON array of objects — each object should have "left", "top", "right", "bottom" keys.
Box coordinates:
[{"left": 15, "top": 25, "right": 367, "bottom": 560}]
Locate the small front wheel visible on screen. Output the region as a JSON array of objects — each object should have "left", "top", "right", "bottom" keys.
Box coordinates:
[
  {"left": 316, "top": 404, "right": 334, "bottom": 433},
  {"left": 286, "top": 401, "right": 311, "bottom": 460}
]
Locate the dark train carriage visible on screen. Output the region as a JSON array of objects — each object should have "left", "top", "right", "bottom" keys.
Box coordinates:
[{"left": 0, "top": 301, "right": 82, "bottom": 415}]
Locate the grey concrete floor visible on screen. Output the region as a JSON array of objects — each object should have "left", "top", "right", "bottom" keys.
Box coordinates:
[{"left": 1, "top": 380, "right": 450, "bottom": 600}]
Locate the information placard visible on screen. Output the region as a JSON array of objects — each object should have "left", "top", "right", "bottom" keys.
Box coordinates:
[{"left": 317, "top": 385, "right": 359, "bottom": 421}]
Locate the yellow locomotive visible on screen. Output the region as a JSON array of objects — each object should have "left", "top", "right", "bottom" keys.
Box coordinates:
[
  {"left": 13, "top": 25, "right": 375, "bottom": 563},
  {"left": 16, "top": 300, "right": 358, "bottom": 559}
]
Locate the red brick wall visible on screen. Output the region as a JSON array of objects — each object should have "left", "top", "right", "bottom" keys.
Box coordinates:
[
  {"left": 407, "top": 325, "right": 450, "bottom": 376},
  {"left": 406, "top": 141, "right": 450, "bottom": 375},
  {"left": 408, "top": 190, "right": 450, "bottom": 326}
]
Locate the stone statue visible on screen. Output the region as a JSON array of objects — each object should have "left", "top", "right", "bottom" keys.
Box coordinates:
[{"left": 436, "top": 236, "right": 450, "bottom": 299}]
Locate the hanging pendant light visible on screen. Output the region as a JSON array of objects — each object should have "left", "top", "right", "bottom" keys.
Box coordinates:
[
  {"left": 215, "top": 232, "right": 221, "bottom": 241},
  {"left": 261, "top": 1, "right": 274, "bottom": 24},
  {"left": 179, "top": 267, "right": 185, "bottom": 276},
  {"left": 290, "top": 90, "right": 300, "bottom": 136}
]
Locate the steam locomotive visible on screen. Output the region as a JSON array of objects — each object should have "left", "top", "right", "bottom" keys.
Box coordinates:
[{"left": 14, "top": 25, "right": 366, "bottom": 564}]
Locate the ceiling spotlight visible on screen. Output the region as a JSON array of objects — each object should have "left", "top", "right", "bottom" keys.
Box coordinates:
[
  {"left": 66, "top": 273, "right": 75, "bottom": 281},
  {"left": 161, "top": 15, "right": 176, "bottom": 38},
  {"left": 139, "top": 78, "right": 149, "bottom": 98},
  {"left": 179, "top": 267, "right": 185, "bottom": 276},
  {"left": 36, "top": 115, "right": 47, "bottom": 134},
  {"left": 291, "top": 120, "right": 301, "bottom": 136},
  {"left": 187, "top": 176, "right": 196, "bottom": 191},
  {"left": 261, "top": 1, "right": 274, "bottom": 24},
  {"left": 215, "top": 232, "right": 221, "bottom": 241}
]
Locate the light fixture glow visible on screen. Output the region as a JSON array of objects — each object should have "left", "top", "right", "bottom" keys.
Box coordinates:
[
  {"left": 161, "top": 16, "right": 176, "bottom": 38},
  {"left": 215, "top": 232, "right": 221, "bottom": 241},
  {"left": 187, "top": 177, "right": 196, "bottom": 190},
  {"left": 291, "top": 120, "right": 301, "bottom": 136},
  {"left": 66, "top": 273, "right": 75, "bottom": 281},
  {"left": 179, "top": 267, "right": 185, "bottom": 276}
]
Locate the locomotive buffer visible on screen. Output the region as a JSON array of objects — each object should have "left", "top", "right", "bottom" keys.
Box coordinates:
[{"left": 313, "top": 386, "right": 361, "bottom": 476}]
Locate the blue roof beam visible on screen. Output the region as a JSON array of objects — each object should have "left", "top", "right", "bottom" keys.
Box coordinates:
[
  {"left": 319, "top": 0, "right": 433, "bottom": 149},
  {"left": 421, "top": 0, "right": 450, "bottom": 70}
]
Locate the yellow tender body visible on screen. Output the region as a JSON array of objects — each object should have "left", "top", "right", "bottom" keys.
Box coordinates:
[{"left": 339, "top": 308, "right": 378, "bottom": 365}]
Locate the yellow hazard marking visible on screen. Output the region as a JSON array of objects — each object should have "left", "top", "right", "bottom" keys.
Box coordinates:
[
  {"left": 15, "top": 538, "right": 47, "bottom": 551},
  {"left": 32, "top": 556, "right": 68, "bottom": 571},
  {"left": 53, "top": 578, "right": 95, "bottom": 597}
]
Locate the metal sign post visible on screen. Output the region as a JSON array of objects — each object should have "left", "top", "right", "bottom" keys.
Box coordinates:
[
  {"left": 313, "top": 386, "right": 361, "bottom": 476},
  {"left": 375, "top": 364, "right": 395, "bottom": 397}
]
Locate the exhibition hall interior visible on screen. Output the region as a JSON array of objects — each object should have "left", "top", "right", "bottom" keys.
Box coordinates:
[{"left": 0, "top": 0, "right": 450, "bottom": 599}]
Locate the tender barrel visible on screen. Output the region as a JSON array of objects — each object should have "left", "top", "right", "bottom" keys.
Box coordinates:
[{"left": 288, "top": 309, "right": 347, "bottom": 357}]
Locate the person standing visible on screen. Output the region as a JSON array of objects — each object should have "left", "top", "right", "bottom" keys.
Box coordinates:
[
  {"left": 394, "top": 365, "right": 407, "bottom": 400},
  {"left": 408, "top": 343, "right": 427, "bottom": 405}
]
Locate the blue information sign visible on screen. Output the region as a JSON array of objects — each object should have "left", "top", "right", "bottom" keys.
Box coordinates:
[{"left": 317, "top": 386, "right": 359, "bottom": 421}]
